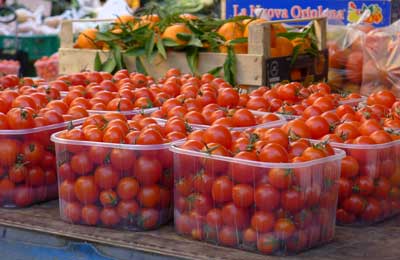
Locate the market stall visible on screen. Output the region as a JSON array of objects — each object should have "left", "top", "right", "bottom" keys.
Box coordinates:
[{"left": 0, "top": 0, "right": 399, "bottom": 259}]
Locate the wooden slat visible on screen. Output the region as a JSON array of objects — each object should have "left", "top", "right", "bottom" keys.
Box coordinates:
[
  {"left": 0, "top": 202, "right": 399, "bottom": 260},
  {"left": 59, "top": 49, "right": 265, "bottom": 86}
]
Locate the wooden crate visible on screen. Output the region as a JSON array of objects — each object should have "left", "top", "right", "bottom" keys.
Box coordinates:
[{"left": 58, "top": 17, "right": 326, "bottom": 86}]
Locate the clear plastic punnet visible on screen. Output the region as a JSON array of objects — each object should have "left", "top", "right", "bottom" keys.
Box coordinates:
[
  {"left": 51, "top": 130, "right": 175, "bottom": 231},
  {"left": 170, "top": 142, "right": 345, "bottom": 255},
  {"left": 332, "top": 140, "right": 400, "bottom": 226},
  {"left": 0, "top": 119, "right": 85, "bottom": 208}
]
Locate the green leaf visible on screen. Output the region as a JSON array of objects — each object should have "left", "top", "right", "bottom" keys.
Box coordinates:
[
  {"left": 113, "top": 46, "right": 123, "bottom": 70},
  {"left": 187, "top": 36, "right": 203, "bottom": 47},
  {"left": 125, "top": 47, "right": 146, "bottom": 57},
  {"left": 95, "top": 32, "right": 120, "bottom": 41},
  {"left": 145, "top": 31, "right": 156, "bottom": 59},
  {"left": 291, "top": 45, "right": 302, "bottom": 66},
  {"left": 277, "top": 31, "right": 307, "bottom": 40},
  {"left": 162, "top": 38, "right": 181, "bottom": 47},
  {"left": 186, "top": 47, "right": 199, "bottom": 76},
  {"left": 228, "top": 37, "right": 248, "bottom": 45},
  {"left": 306, "top": 47, "right": 319, "bottom": 57},
  {"left": 94, "top": 52, "right": 102, "bottom": 71},
  {"left": 102, "top": 56, "right": 117, "bottom": 73},
  {"left": 176, "top": 33, "right": 192, "bottom": 41},
  {"left": 223, "top": 46, "right": 237, "bottom": 86},
  {"left": 156, "top": 39, "right": 167, "bottom": 59},
  {"left": 186, "top": 22, "right": 204, "bottom": 35},
  {"left": 135, "top": 56, "right": 148, "bottom": 75},
  {"left": 208, "top": 66, "right": 223, "bottom": 76}
]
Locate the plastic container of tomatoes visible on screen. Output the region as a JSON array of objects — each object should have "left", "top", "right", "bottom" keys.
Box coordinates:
[
  {"left": 333, "top": 140, "right": 400, "bottom": 226},
  {"left": 0, "top": 119, "right": 85, "bottom": 208},
  {"left": 51, "top": 132, "right": 175, "bottom": 231},
  {"left": 170, "top": 143, "right": 345, "bottom": 255}
]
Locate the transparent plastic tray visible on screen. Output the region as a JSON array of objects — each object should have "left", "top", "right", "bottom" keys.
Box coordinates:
[
  {"left": 0, "top": 118, "right": 85, "bottom": 208},
  {"left": 170, "top": 143, "right": 345, "bottom": 255},
  {"left": 331, "top": 140, "right": 400, "bottom": 226},
  {"left": 51, "top": 130, "right": 177, "bottom": 230}
]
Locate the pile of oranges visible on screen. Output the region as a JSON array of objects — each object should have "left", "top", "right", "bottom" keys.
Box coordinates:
[{"left": 74, "top": 14, "right": 313, "bottom": 58}]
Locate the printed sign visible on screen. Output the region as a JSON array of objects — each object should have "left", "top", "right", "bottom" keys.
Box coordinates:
[{"left": 224, "top": 0, "right": 400, "bottom": 27}]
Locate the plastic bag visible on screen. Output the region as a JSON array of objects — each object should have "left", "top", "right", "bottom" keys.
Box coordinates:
[
  {"left": 327, "top": 11, "right": 374, "bottom": 93},
  {"left": 360, "top": 20, "right": 400, "bottom": 97}
]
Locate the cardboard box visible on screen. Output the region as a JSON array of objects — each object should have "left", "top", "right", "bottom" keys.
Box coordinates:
[{"left": 222, "top": 0, "right": 400, "bottom": 27}]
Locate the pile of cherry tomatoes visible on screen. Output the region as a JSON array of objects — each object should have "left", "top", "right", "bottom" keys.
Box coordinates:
[
  {"left": 0, "top": 76, "right": 89, "bottom": 207},
  {"left": 173, "top": 124, "right": 342, "bottom": 255},
  {"left": 241, "top": 82, "right": 362, "bottom": 117},
  {"left": 281, "top": 89, "right": 400, "bottom": 225},
  {"left": 55, "top": 113, "right": 190, "bottom": 230}
]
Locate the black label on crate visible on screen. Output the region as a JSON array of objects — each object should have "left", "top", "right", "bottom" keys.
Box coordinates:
[{"left": 265, "top": 49, "right": 329, "bottom": 85}]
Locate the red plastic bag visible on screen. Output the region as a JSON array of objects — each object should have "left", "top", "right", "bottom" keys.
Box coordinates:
[{"left": 361, "top": 20, "right": 400, "bottom": 97}]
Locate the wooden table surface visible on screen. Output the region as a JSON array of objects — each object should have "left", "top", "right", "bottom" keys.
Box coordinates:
[{"left": 0, "top": 201, "right": 399, "bottom": 260}]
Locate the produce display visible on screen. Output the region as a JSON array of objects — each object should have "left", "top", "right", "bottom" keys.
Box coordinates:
[
  {"left": 0, "top": 1, "right": 400, "bottom": 255},
  {"left": 52, "top": 113, "right": 191, "bottom": 230},
  {"left": 172, "top": 124, "right": 344, "bottom": 255}
]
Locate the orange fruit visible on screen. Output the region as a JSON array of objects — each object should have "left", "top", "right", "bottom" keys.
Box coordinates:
[
  {"left": 179, "top": 14, "right": 198, "bottom": 20},
  {"left": 111, "top": 28, "right": 123, "bottom": 34},
  {"left": 217, "top": 22, "right": 247, "bottom": 54},
  {"left": 243, "top": 18, "right": 267, "bottom": 37},
  {"left": 291, "top": 37, "right": 311, "bottom": 53},
  {"left": 217, "top": 22, "right": 244, "bottom": 41},
  {"left": 161, "top": 23, "right": 192, "bottom": 45},
  {"left": 271, "top": 37, "right": 293, "bottom": 57},
  {"left": 290, "top": 69, "right": 302, "bottom": 81},
  {"left": 270, "top": 48, "right": 279, "bottom": 57},
  {"left": 220, "top": 40, "right": 248, "bottom": 54},
  {"left": 74, "top": 28, "right": 100, "bottom": 49},
  {"left": 270, "top": 23, "right": 287, "bottom": 48},
  {"left": 114, "top": 15, "right": 134, "bottom": 24},
  {"left": 113, "top": 15, "right": 135, "bottom": 32},
  {"left": 141, "top": 14, "right": 160, "bottom": 23}
]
